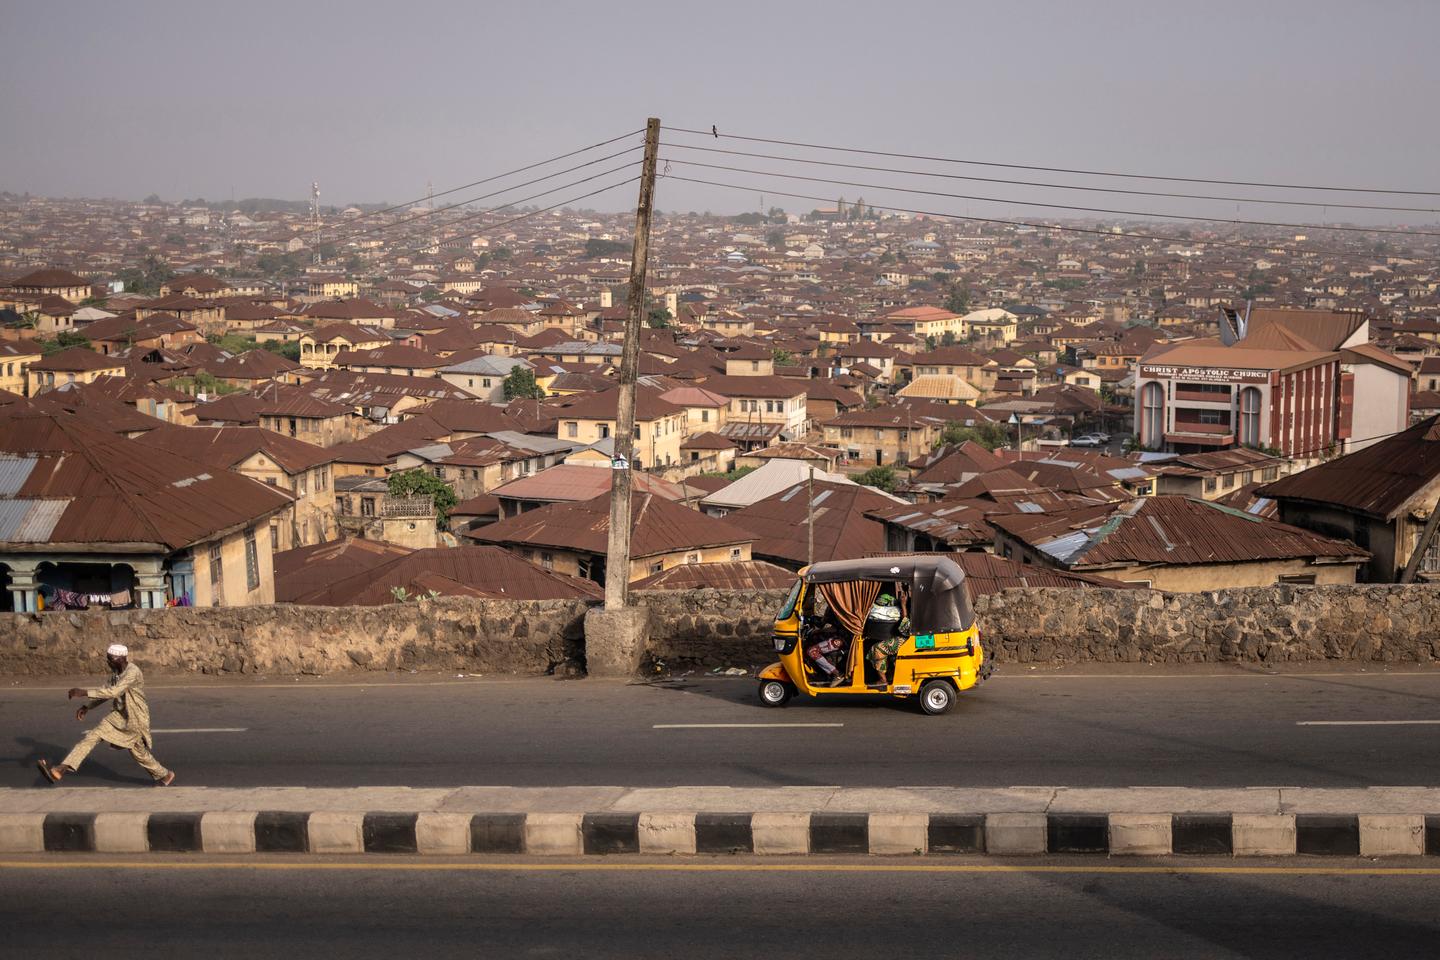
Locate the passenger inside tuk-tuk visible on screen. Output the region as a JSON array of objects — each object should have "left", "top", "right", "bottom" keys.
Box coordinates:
[{"left": 863, "top": 587, "right": 910, "bottom": 688}]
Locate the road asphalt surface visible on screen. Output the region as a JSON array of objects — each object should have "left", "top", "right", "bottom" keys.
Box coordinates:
[
  {"left": 5, "top": 666, "right": 1440, "bottom": 789},
  {"left": 2, "top": 855, "right": 1436, "bottom": 959}
]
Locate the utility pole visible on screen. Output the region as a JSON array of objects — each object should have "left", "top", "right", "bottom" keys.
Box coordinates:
[
  {"left": 604, "top": 117, "right": 661, "bottom": 611},
  {"left": 807, "top": 465, "right": 816, "bottom": 567}
]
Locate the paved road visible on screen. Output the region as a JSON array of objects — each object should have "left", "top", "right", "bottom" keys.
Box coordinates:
[
  {"left": 2, "top": 855, "right": 1437, "bottom": 959},
  {"left": 5, "top": 668, "right": 1440, "bottom": 788}
]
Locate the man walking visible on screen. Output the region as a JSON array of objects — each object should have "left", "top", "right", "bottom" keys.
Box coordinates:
[{"left": 37, "top": 643, "right": 175, "bottom": 786}]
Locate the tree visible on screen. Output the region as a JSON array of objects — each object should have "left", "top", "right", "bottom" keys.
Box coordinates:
[
  {"left": 261, "top": 340, "right": 301, "bottom": 361},
  {"left": 502, "top": 367, "right": 544, "bottom": 400},
  {"left": 387, "top": 469, "right": 458, "bottom": 530},
  {"left": 853, "top": 465, "right": 899, "bottom": 492},
  {"left": 772, "top": 348, "right": 794, "bottom": 366},
  {"left": 944, "top": 282, "right": 970, "bottom": 314},
  {"left": 940, "top": 331, "right": 957, "bottom": 347},
  {"left": 585, "top": 238, "right": 628, "bottom": 258},
  {"left": 207, "top": 332, "right": 259, "bottom": 354},
  {"left": 936, "top": 421, "right": 1009, "bottom": 451},
  {"left": 766, "top": 229, "right": 785, "bottom": 249},
  {"left": 490, "top": 246, "right": 512, "bottom": 261},
  {"left": 40, "top": 331, "right": 92, "bottom": 355},
  {"left": 116, "top": 254, "right": 174, "bottom": 296},
  {"left": 646, "top": 307, "right": 672, "bottom": 329}
]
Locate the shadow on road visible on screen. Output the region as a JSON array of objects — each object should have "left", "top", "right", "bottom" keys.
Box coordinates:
[{"left": 9, "top": 736, "right": 153, "bottom": 787}]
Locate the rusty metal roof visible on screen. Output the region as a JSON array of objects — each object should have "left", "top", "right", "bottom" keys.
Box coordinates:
[
  {"left": 0, "top": 402, "right": 293, "bottom": 549},
  {"left": 999, "top": 495, "right": 1368, "bottom": 570},
  {"left": 724, "top": 480, "right": 898, "bottom": 567},
  {"left": 632, "top": 559, "right": 795, "bottom": 591},
  {"left": 289, "top": 545, "right": 601, "bottom": 605},
  {"left": 1260, "top": 416, "right": 1440, "bottom": 520},
  {"left": 470, "top": 491, "right": 752, "bottom": 559}
]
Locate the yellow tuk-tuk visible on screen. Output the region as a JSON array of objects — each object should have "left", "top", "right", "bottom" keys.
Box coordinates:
[{"left": 757, "top": 556, "right": 991, "bottom": 715}]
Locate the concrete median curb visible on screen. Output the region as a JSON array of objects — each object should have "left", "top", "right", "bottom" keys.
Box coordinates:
[{"left": 5, "top": 787, "right": 1440, "bottom": 857}]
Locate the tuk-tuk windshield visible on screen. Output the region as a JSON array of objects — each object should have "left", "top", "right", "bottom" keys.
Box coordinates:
[{"left": 776, "top": 578, "right": 803, "bottom": 621}]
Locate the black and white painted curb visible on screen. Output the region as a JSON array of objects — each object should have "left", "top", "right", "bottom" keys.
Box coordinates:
[{"left": 3, "top": 811, "right": 1438, "bottom": 856}]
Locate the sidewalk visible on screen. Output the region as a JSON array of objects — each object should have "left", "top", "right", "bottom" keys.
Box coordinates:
[{"left": 3, "top": 786, "right": 1438, "bottom": 857}]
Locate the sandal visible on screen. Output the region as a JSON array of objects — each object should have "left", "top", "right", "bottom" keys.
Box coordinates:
[
  {"left": 37, "top": 759, "right": 61, "bottom": 784},
  {"left": 155, "top": 771, "right": 175, "bottom": 786}
]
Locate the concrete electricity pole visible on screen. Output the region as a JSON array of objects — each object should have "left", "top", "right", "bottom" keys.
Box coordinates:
[
  {"left": 604, "top": 117, "right": 661, "bottom": 611},
  {"left": 807, "top": 465, "right": 816, "bottom": 567}
]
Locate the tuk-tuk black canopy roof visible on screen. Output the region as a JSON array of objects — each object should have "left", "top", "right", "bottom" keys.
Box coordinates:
[{"left": 802, "top": 556, "right": 974, "bottom": 634}]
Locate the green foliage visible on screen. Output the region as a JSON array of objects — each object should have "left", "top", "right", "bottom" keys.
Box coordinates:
[
  {"left": 387, "top": 468, "right": 459, "bottom": 529},
  {"left": 255, "top": 250, "right": 306, "bottom": 277},
  {"left": 853, "top": 465, "right": 899, "bottom": 492},
  {"left": 646, "top": 307, "right": 672, "bottom": 329},
  {"left": 173, "top": 371, "right": 240, "bottom": 397},
  {"left": 771, "top": 348, "right": 794, "bottom": 366},
  {"left": 207, "top": 332, "right": 258, "bottom": 354},
  {"left": 700, "top": 466, "right": 757, "bottom": 482},
  {"left": 490, "top": 246, "right": 513, "bottom": 261},
  {"left": 730, "top": 212, "right": 767, "bottom": 226},
  {"left": 940, "top": 331, "right": 957, "bottom": 347},
  {"left": 585, "top": 238, "right": 629, "bottom": 258},
  {"left": 116, "top": 254, "right": 174, "bottom": 296},
  {"left": 39, "top": 331, "right": 93, "bottom": 355},
  {"left": 1043, "top": 278, "right": 1087, "bottom": 290},
  {"left": 944, "top": 281, "right": 970, "bottom": 314},
  {"left": 766, "top": 229, "right": 785, "bottom": 249},
  {"left": 936, "top": 421, "right": 1009, "bottom": 451},
  {"left": 261, "top": 340, "right": 302, "bottom": 361},
  {"left": 502, "top": 366, "right": 544, "bottom": 400}
]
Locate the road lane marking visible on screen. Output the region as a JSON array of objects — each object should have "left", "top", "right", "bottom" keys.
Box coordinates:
[
  {"left": 1296, "top": 720, "right": 1440, "bottom": 726},
  {"left": 151, "top": 728, "right": 248, "bottom": 734},
  {"left": 3, "top": 859, "right": 1439, "bottom": 876},
  {"left": 653, "top": 723, "right": 844, "bottom": 729}
]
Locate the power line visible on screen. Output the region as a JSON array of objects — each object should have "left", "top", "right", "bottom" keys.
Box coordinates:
[
  {"left": 659, "top": 141, "right": 1440, "bottom": 215},
  {"left": 661, "top": 173, "right": 1430, "bottom": 264},
  {"left": 661, "top": 158, "right": 1440, "bottom": 239},
  {"left": 375, "top": 176, "right": 640, "bottom": 263},
  {"left": 324, "top": 160, "right": 642, "bottom": 260},
  {"left": 318, "top": 128, "right": 644, "bottom": 234},
  {"left": 667, "top": 125, "right": 1440, "bottom": 197},
  {"left": 321, "top": 147, "right": 642, "bottom": 248}
]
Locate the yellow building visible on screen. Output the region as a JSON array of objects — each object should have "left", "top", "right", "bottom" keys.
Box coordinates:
[
  {"left": 26, "top": 347, "right": 125, "bottom": 394},
  {"left": 299, "top": 324, "right": 392, "bottom": 370},
  {"left": 822, "top": 407, "right": 944, "bottom": 467},
  {"left": 0, "top": 340, "right": 43, "bottom": 396},
  {"left": 553, "top": 389, "right": 687, "bottom": 470}
]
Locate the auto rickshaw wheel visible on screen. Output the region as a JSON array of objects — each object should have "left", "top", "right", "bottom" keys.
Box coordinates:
[
  {"left": 918, "top": 679, "right": 955, "bottom": 715},
  {"left": 758, "top": 679, "right": 793, "bottom": 707}
]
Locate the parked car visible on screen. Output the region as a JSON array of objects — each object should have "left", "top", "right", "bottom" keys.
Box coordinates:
[{"left": 1069, "top": 435, "right": 1105, "bottom": 447}]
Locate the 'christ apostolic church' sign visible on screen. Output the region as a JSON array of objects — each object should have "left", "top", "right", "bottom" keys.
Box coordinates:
[{"left": 1137, "top": 364, "right": 1270, "bottom": 384}]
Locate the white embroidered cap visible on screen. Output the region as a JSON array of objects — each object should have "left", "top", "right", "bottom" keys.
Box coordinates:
[{"left": 106, "top": 643, "right": 129, "bottom": 658}]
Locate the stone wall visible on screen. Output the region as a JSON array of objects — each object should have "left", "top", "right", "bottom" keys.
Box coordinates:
[
  {"left": 636, "top": 588, "right": 790, "bottom": 673},
  {"left": 976, "top": 584, "right": 1440, "bottom": 664},
  {"left": 0, "top": 598, "right": 589, "bottom": 677},
  {"left": 5, "top": 584, "right": 1440, "bottom": 678}
]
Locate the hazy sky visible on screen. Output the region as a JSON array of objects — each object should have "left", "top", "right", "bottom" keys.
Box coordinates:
[{"left": 4, "top": 0, "right": 1439, "bottom": 227}]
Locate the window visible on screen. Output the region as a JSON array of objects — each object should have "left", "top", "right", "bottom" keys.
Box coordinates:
[
  {"left": 701, "top": 410, "right": 710, "bottom": 423},
  {"left": 1238, "top": 387, "right": 1262, "bottom": 447},
  {"left": 298, "top": 474, "right": 308, "bottom": 495},
  {"left": 245, "top": 528, "right": 260, "bottom": 591},
  {"left": 209, "top": 542, "right": 223, "bottom": 587},
  {"left": 1262, "top": 467, "right": 1279, "bottom": 482},
  {"left": 1204, "top": 477, "right": 1217, "bottom": 494},
  {"left": 540, "top": 551, "right": 554, "bottom": 570},
  {"left": 1278, "top": 574, "right": 1316, "bottom": 585},
  {"left": 1140, "top": 381, "right": 1164, "bottom": 448},
  {"left": 650, "top": 561, "right": 664, "bottom": 574},
  {"left": 730, "top": 547, "right": 742, "bottom": 561},
  {"left": 266, "top": 477, "right": 277, "bottom": 486},
  {"left": 483, "top": 378, "right": 492, "bottom": 388},
  {"left": 361, "top": 497, "right": 375, "bottom": 517}
]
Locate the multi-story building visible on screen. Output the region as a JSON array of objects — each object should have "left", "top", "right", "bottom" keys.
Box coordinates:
[{"left": 1134, "top": 309, "right": 1410, "bottom": 457}]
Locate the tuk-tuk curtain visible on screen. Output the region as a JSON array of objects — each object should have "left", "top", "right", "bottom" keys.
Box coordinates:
[{"left": 818, "top": 580, "right": 884, "bottom": 641}]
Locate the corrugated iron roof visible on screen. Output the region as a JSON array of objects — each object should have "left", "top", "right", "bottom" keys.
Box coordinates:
[{"left": 1259, "top": 416, "right": 1440, "bottom": 520}]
